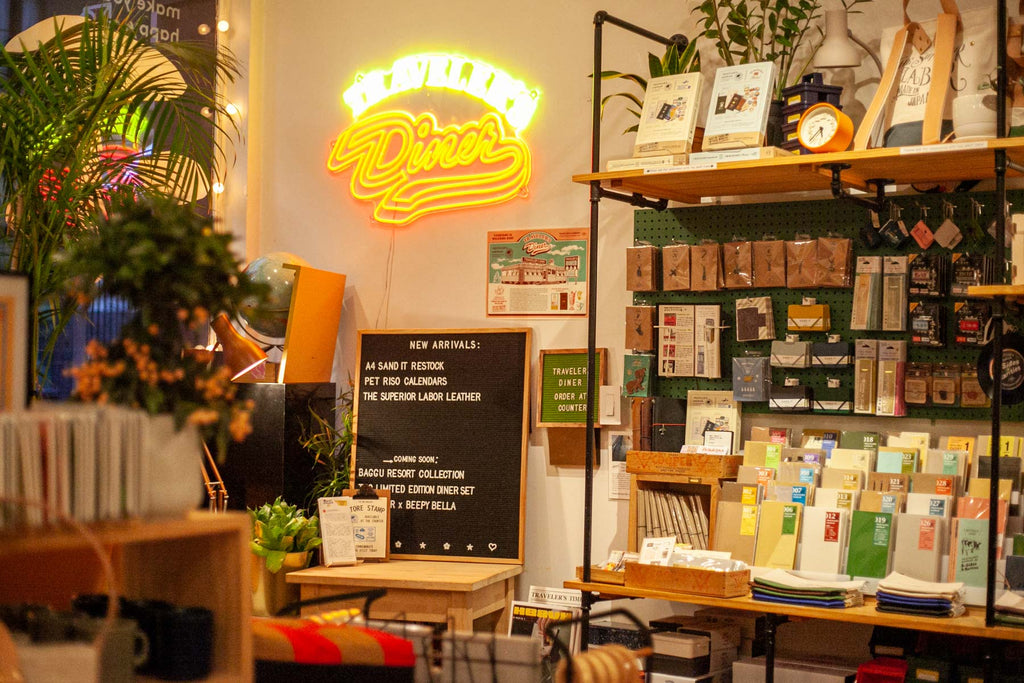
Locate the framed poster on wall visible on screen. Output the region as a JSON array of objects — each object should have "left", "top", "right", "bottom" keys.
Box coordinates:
[{"left": 486, "top": 228, "right": 589, "bottom": 316}]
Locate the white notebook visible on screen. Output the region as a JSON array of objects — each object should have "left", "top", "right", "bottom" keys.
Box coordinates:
[{"left": 798, "top": 506, "right": 850, "bottom": 575}]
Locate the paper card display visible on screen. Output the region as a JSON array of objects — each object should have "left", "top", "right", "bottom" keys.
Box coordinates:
[
  {"left": 684, "top": 390, "right": 740, "bottom": 448},
  {"left": 658, "top": 304, "right": 695, "bottom": 377},
  {"left": 634, "top": 72, "right": 704, "bottom": 157},
  {"left": 317, "top": 497, "right": 358, "bottom": 567}
]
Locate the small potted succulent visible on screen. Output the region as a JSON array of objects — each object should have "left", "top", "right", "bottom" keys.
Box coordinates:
[{"left": 249, "top": 497, "right": 323, "bottom": 617}]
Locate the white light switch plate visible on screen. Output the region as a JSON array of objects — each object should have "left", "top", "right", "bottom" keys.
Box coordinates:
[{"left": 599, "top": 385, "right": 621, "bottom": 425}]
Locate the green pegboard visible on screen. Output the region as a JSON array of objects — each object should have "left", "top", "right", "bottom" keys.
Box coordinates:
[{"left": 632, "top": 190, "right": 1024, "bottom": 421}]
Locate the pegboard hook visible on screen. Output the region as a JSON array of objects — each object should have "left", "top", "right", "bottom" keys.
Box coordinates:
[{"left": 823, "top": 163, "right": 891, "bottom": 214}]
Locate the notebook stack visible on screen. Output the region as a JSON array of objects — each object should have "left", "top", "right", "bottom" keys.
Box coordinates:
[
  {"left": 750, "top": 569, "right": 864, "bottom": 609},
  {"left": 874, "top": 573, "right": 966, "bottom": 618}
]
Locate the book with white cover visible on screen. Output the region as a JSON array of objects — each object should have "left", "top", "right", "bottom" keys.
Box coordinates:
[
  {"left": 814, "top": 487, "right": 860, "bottom": 512},
  {"left": 702, "top": 61, "right": 778, "bottom": 150},
  {"left": 828, "top": 448, "right": 874, "bottom": 477},
  {"left": 798, "top": 507, "right": 850, "bottom": 574},
  {"left": 906, "top": 493, "right": 953, "bottom": 520},
  {"left": 634, "top": 72, "right": 704, "bottom": 157},
  {"left": 923, "top": 449, "right": 969, "bottom": 483}
]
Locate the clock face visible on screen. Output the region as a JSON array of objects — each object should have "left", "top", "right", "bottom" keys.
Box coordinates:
[
  {"left": 796, "top": 103, "right": 853, "bottom": 153},
  {"left": 800, "top": 110, "right": 839, "bottom": 147}
]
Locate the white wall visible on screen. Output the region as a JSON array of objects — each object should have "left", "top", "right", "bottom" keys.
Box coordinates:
[{"left": 221, "top": 0, "right": 1008, "bottom": 601}]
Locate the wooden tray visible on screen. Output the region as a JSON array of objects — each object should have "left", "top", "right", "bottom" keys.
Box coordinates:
[
  {"left": 627, "top": 451, "right": 743, "bottom": 480},
  {"left": 624, "top": 562, "right": 750, "bottom": 598},
  {"left": 575, "top": 565, "right": 626, "bottom": 585}
]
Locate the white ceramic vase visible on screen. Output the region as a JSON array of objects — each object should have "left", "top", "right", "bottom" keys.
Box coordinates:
[{"left": 141, "top": 413, "right": 204, "bottom": 518}]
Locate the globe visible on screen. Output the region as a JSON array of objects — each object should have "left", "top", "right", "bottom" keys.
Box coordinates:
[{"left": 239, "top": 251, "right": 310, "bottom": 342}]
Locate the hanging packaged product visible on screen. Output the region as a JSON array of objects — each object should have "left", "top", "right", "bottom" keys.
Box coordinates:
[
  {"left": 723, "top": 240, "right": 754, "bottom": 289},
  {"left": 787, "top": 302, "right": 830, "bottom": 332},
  {"left": 626, "top": 244, "right": 662, "bottom": 292},
  {"left": 854, "top": 340, "right": 879, "bottom": 415},
  {"left": 908, "top": 252, "right": 949, "bottom": 298},
  {"left": 904, "top": 362, "right": 933, "bottom": 406},
  {"left": 851, "top": 256, "right": 883, "bottom": 331},
  {"left": 954, "top": 301, "right": 992, "bottom": 346},
  {"left": 882, "top": 256, "right": 909, "bottom": 332},
  {"left": 909, "top": 301, "right": 946, "bottom": 347},
  {"left": 732, "top": 356, "right": 771, "bottom": 402},
  {"left": 932, "top": 363, "right": 961, "bottom": 406},
  {"left": 735, "top": 296, "right": 775, "bottom": 342},
  {"left": 752, "top": 239, "right": 787, "bottom": 288},
  {"left": 816, "top": 236, "right": 853, "bottom": 288},
  {"left": 661, "top": 243, "right": 691, "bottom": 291},
  {"left": 785, "top": 238, "right": 818, "bottom": 288}
]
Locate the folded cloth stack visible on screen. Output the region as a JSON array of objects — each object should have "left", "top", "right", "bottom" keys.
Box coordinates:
[
  {"left": 875, "top": 572, "right": 965, "bottom": 618},
  {"left": 750, "top": 569, "right": 865, "bottom": 609}
]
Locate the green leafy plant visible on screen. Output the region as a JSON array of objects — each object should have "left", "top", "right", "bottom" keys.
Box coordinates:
[
  {"left": 61, "top": 192, "right": 268, "bottom": 458},
  {"left": 597, "top": 41, "right": 701, "bottom": 133},
  {"left": 300, "top": 383, "right": 355, "bottom": 510},
  {"left": 692, "top": 0, "right": 827, "bottom": 99},
  {"left": 249, "top": 497, "right": 323, "bottom": 574},
  {"left": 0, "top": 12, "right": 242, "bottom": 391}
]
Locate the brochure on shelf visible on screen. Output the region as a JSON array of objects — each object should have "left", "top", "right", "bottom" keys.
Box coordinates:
[
  {"left": 702, "top": 62, "right": 778, "bottom": 150},
  {"left": 634, "top": 72, "right": 704, "bottom": 157}
]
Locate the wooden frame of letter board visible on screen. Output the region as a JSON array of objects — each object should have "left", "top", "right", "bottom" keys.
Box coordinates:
[
  {"left": 536, "top": 348, "right": 607, "bottom": 428},
  {"left": 352, "top": 328, "right": 530, "bottom": 563}
]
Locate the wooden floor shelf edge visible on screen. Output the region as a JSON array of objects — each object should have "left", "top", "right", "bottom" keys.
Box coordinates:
[{"left": 563, "top": 580, "right": 1024, "bottom": 643}]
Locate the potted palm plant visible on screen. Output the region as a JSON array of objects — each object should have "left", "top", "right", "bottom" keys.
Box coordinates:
[{"left": 0, "top": 12, "right": 242, "bottom": 393}]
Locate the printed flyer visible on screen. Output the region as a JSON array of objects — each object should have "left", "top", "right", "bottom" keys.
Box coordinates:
[{"left": 487, "top": 229, "right": 589, "bottom": 316}]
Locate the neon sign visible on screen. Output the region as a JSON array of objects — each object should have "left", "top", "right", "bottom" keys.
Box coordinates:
[{"left": 328, "top": 53, "right": 538, "bottom": 225}]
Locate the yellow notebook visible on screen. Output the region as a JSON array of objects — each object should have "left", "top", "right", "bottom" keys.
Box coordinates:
[{"left": 752, "top": 500, "right": 802, "bottom": 569}]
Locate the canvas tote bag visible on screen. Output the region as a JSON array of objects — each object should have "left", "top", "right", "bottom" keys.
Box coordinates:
[{"left": 855, "top": 0, "right": 997, "bottom": 149}]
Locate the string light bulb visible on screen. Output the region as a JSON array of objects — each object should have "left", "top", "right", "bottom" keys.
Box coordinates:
[
  {"left": 217, "top": 19, "right": 230, "bottom": 33},
  {"left": 212, "top": 181, "right": 225, "bottom": 194},
  {"left": 225, "top": 102, "right": 239, "bottom": 117},
  {"left": 197, "top": 23, "right": 211, "bottom": 36}
]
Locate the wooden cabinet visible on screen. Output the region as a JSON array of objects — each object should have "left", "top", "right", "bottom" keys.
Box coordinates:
[{"left": 0, "top": 511, "right": 253, "bottom": 682}]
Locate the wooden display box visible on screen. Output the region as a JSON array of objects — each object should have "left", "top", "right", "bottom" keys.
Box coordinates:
[
  {"left": 575, "top": 565, "right": 626, "bottom": 585},
  {"left": 626, "top": 451, "right": 741, "bottom": 553},
  {"left": 624, "top": 561, "right": 750, "bottom": 598}
]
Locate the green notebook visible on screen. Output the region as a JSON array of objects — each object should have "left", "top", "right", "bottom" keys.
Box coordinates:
[
  {"left": 847, "top": 510, "right": 894, "bottom": 578},
  {"left": 950, "top": 517, "right": 989, "bottom": 588},
  {"left": 840, "top": 430, "right": 880, "bottom": 454}
]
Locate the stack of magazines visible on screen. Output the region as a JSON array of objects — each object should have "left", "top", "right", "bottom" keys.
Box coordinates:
[
  {"left": 750, "top": 569, "right": 865, "bottom": 608},
  {"left": 875, "top": 573, "right": 966, "bottom": 618}
]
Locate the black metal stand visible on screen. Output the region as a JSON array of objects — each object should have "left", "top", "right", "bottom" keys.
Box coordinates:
[
  {"left": 582, "top": 10, "right": 687, "bottom": 651},
  {"left": 986, "top": 0, "right": 1010, "bottom": 633},
  {"left": 823, "top": 163, "right": 891, "bottom": 213}
]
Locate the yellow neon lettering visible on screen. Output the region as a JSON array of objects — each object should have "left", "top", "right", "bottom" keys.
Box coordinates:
[
  {"left": 327, "top": 110, "right": 530, "bottom": 225},
  {"left": 341, "top": 53, "right": 540, "bottom": 130}
]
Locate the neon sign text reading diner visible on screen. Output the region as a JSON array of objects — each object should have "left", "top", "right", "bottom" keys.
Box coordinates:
[{"left": 328, "top": 53, "right": 537, "bottom": 224}]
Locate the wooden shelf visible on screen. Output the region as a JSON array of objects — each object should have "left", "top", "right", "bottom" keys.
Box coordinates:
[
  {"left": 967, "top": 284, "right": 1024, "bottom": 303},
  {"left": 0, "top": 511, "right": 253, "bottom": 682},
  {"left": 564, "top": 580, "right": 1024, "bottom": 643},
  {"left": 573, "top": 139, "right": 1024, "bottom": 205}
]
